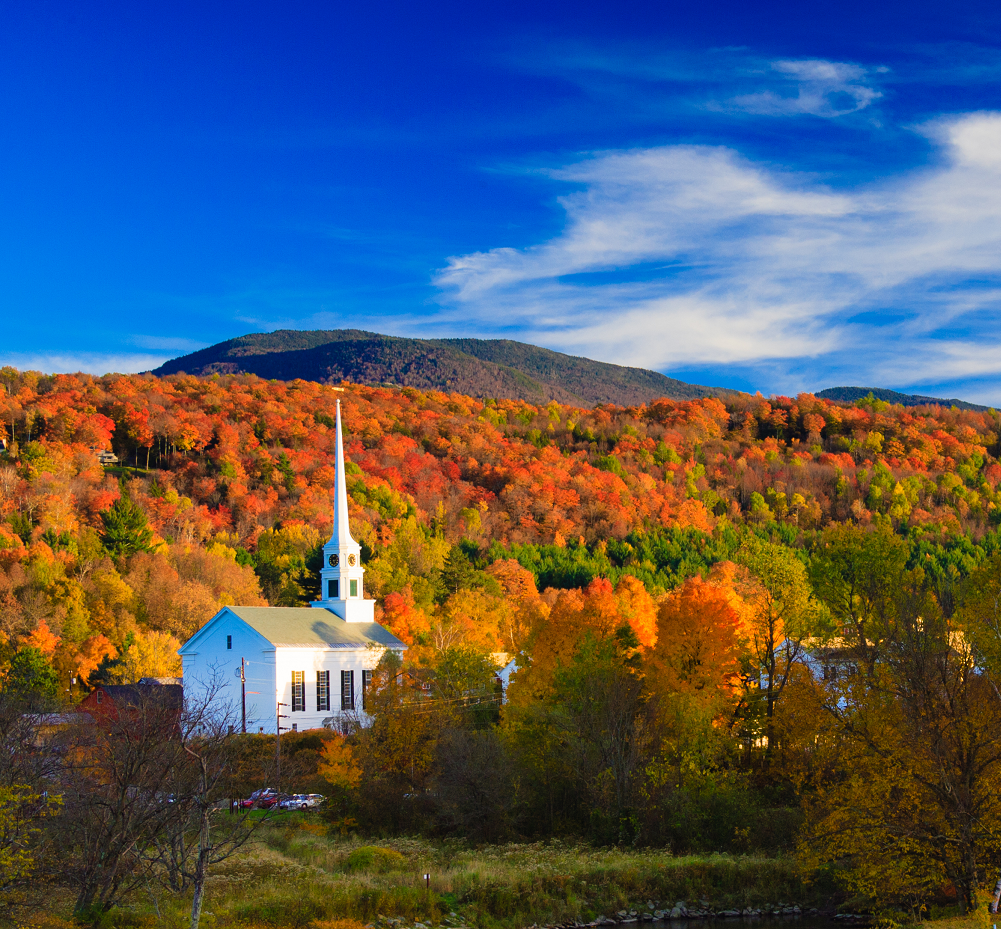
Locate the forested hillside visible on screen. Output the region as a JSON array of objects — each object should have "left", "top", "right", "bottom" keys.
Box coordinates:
[
  {"left": 1, "top": 365, "right": 999, "bottom": 683},
  {"left": 6, "top": 367, "right": 1001, "bottom": 911}
]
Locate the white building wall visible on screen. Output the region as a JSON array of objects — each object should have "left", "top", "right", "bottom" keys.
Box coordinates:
[
  {"left": 180, "top": 614, "right": 277, "bottom": 732},
  {"left": 274, "top": 645, "right": 386, "bottom": 732},
  {"left": 181, "top": 610, "right": 401, "bottom": 734}
]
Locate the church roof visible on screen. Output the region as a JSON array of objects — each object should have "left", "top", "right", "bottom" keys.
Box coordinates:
[{"left": 224, "top": 606, "right": 405, "bottom": 649}]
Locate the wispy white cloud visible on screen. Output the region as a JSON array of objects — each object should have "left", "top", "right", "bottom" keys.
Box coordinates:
[
  {"left": 0, "top": 352, "right": 172, "bottom": 375},
  {"left": 434, "top": 112, "right": 1001, "bottom": 398},
  {"left": 728, "top": 59, "right": 882, "bottom": 117},
  {"left": 508, "top": 44, "right": 884, "bottom": 122},
  {"left": 130, "top": 335, "right": 209, "bottom": 352}
]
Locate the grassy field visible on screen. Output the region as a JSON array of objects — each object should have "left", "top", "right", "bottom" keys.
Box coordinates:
[{"left": 25, "top": 815, "right": 829, "bottom": 929}]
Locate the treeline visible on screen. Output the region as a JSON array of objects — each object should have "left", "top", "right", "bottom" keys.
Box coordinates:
[{"left": 2, "top": 367, "right": 1001, "bottom": 693}]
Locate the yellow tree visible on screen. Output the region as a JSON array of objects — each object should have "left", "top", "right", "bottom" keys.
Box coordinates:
[
  {"left": 0, "top": 785, "right": 61, "bottom": 911},
  {"left": 102, "top": 630, "right": 182, "bottom": 683},
  {"left": 734, "top": 538, "right": 820, "bottom": 764},
  {"left": 507, "top": 578, "right": 623, "bottom": 706},
  {"left": 317, "top": 734, "right": 362, "bottom": 790},
  {"left": 644, "top": 563, "right": 751, "bottom": 804},
  {"left": 800, "top": 526, "right": 1001, "bottom": 913},
  {"left": 486, "top": 559, "right": 545, "bottom": 654}
]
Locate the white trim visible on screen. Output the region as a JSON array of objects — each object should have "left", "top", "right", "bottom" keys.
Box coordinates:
[{"left": 178, "top": 607, "right": 237, "bottom": 654}]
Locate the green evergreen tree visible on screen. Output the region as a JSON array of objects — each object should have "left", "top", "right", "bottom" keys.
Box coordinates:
[
  {"left": 100, "top": 493, "right": 154, "bottom": 559},
  {"left": 5, "top": 646, "right": 59, "bottom": 704},
  {"left": 440, "top": 545, "right": 477, "bottom": 599}
]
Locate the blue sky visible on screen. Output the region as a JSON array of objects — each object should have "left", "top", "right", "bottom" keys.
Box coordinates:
[{"left": 4, "top": 1, "right": 1001, "bottom": 402}]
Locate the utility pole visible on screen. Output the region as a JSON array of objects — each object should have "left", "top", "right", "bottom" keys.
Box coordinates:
[
  {"left": 240, "top": 658, "right": 246, "bottom": 733},
  {"left": 276, "top": 701, "right": 289, "bottom": 791}
]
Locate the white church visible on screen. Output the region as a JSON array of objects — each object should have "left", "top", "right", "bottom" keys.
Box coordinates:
[{"left": 179, "top": 401, "right": 406, "bottom": 733}]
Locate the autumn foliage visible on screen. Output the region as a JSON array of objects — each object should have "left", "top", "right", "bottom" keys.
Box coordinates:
[
  {"left": 4, "top": 366, "right": 1001, "bottom": 914},
  {"left": 0, "top": 366, "right": 1000, "bottom": 690}
]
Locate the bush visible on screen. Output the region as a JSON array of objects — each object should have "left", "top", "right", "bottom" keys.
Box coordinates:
[{"left": 343, "top": 846, "right": 407, "bottom": 873}]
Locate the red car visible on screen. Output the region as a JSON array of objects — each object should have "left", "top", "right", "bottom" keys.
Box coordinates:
[{"left": 249, "top": 788, "right": 278, "bottom": 809}]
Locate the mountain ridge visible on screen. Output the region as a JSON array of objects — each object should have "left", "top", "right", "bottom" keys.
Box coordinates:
[
  {"left": 152, "top": 330, "right": 738, "bottom": 407},
  {"left": 150, "top": 330, "right": 993, "bottom": 412},
  {"left": 816, "top": 386, "right": 991, "bottom": 413}
]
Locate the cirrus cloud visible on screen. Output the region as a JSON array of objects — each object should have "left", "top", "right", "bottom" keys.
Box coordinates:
[
  {"left": 434, "top": 112, "right": 1001, "bottom": 402},
  {"left": 728, "top": 59, "right": 883, "bottom": 117},
  {"left": 0, "top": 352, "right": 173, "bottom": 375}
]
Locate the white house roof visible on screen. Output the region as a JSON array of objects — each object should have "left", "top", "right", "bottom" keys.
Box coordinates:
[{"left": 180, "top": 605, "right": 406, "bottom": 652}]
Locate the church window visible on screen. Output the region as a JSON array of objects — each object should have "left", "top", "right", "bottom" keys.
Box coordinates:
[
  {"left": 341, "top": 670, "right": 354, "bottom": 711},
  {"left": 226, "top": 635, "right": 232, "bottom": 650},
  {"left": 291, "top": 671, "right": 305, "bottom": 712},
  {"left": 349, "top": 579, "right": 358, "bottom": 597},
  {"left": 317, "top": 670, "right": 330, "bottom": 711},
  {"left": 362, "top": 669, "right": 372, "bottom": 711},
  {"left": 328, "top": 579, "right": 339, "bottom": 599}
]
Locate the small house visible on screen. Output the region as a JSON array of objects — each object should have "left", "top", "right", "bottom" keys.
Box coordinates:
[{"left": 78, "top": 680, "right": 184, "bottom": 724}]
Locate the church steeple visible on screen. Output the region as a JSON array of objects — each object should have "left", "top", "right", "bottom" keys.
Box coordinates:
[
  {"left": 312, "top": 400, "right": 375, "bottom": 623},
  {"left": 331, "top": 399, "right": 356, "bottom": 551}
]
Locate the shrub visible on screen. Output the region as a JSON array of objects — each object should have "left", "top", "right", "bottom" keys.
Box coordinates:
[{"left": 343, "top": 846, "right": 407, "bottom": 873}]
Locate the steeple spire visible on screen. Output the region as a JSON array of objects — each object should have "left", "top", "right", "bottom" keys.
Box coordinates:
[
  {"left": 331, "top": 400, "right": 356, "bottom": 549},
  {"left": 312, "top": 398, "right": 375, "bottom": 623}
]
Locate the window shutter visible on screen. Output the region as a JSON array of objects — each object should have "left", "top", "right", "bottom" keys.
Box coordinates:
[
  {"left": 341, "top": 670, "right": 354, "bottom": 711},
  {"left": 317, "top": 670, "right": 330, "bottom": 711},
  {"left": 362, "top": 669, "right": 372, "bottom": 711}
]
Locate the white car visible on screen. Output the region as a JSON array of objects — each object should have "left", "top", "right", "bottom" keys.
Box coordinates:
[{"left": 278, "top": 794, "right": 310, "bottom": 810}]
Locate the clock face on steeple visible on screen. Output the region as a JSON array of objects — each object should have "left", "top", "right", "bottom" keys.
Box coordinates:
[
  {"left": 328, "top": 554, "right": 339, "bottom": 567},
  {"left": 348, "top": 554, "right": 357, "bottom": 566}
]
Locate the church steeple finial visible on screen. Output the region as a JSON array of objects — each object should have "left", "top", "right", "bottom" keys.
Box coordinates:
[
  {"left": 312, "top": 398, "right": 375, "bottom": 623},
  {"left": 331, "top": 400, "right": 356, "bottom": 548}
]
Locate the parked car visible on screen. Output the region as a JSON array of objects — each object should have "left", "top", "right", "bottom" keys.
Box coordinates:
[
  {"left": 251, "top": 788, "right": 279, "bottom": 809},
  {"left": 304, "top": 794, "right": 325, "bottom": 808},
  {"left": 236, "top": 798, "right": 255, "bottom": 809},
  {"left": 278, "top": 794, "right": 307, "bottom": 811}
]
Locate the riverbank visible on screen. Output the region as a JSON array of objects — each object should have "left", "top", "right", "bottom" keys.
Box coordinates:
[{"left": 29, "top": 817, "right": 838, "bottom": 929}]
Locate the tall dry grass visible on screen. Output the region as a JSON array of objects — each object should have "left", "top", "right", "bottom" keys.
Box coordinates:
[{"left": 34, "top": 817, "right": 823, "bottom": 929}]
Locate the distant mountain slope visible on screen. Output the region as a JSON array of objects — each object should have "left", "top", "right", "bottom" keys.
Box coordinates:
[
  {"left": 817, "top": 386, "right": 990, "bottom": 412},
  {"left": 152, "top": 330, "right": 734, "bottom": 407}
]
